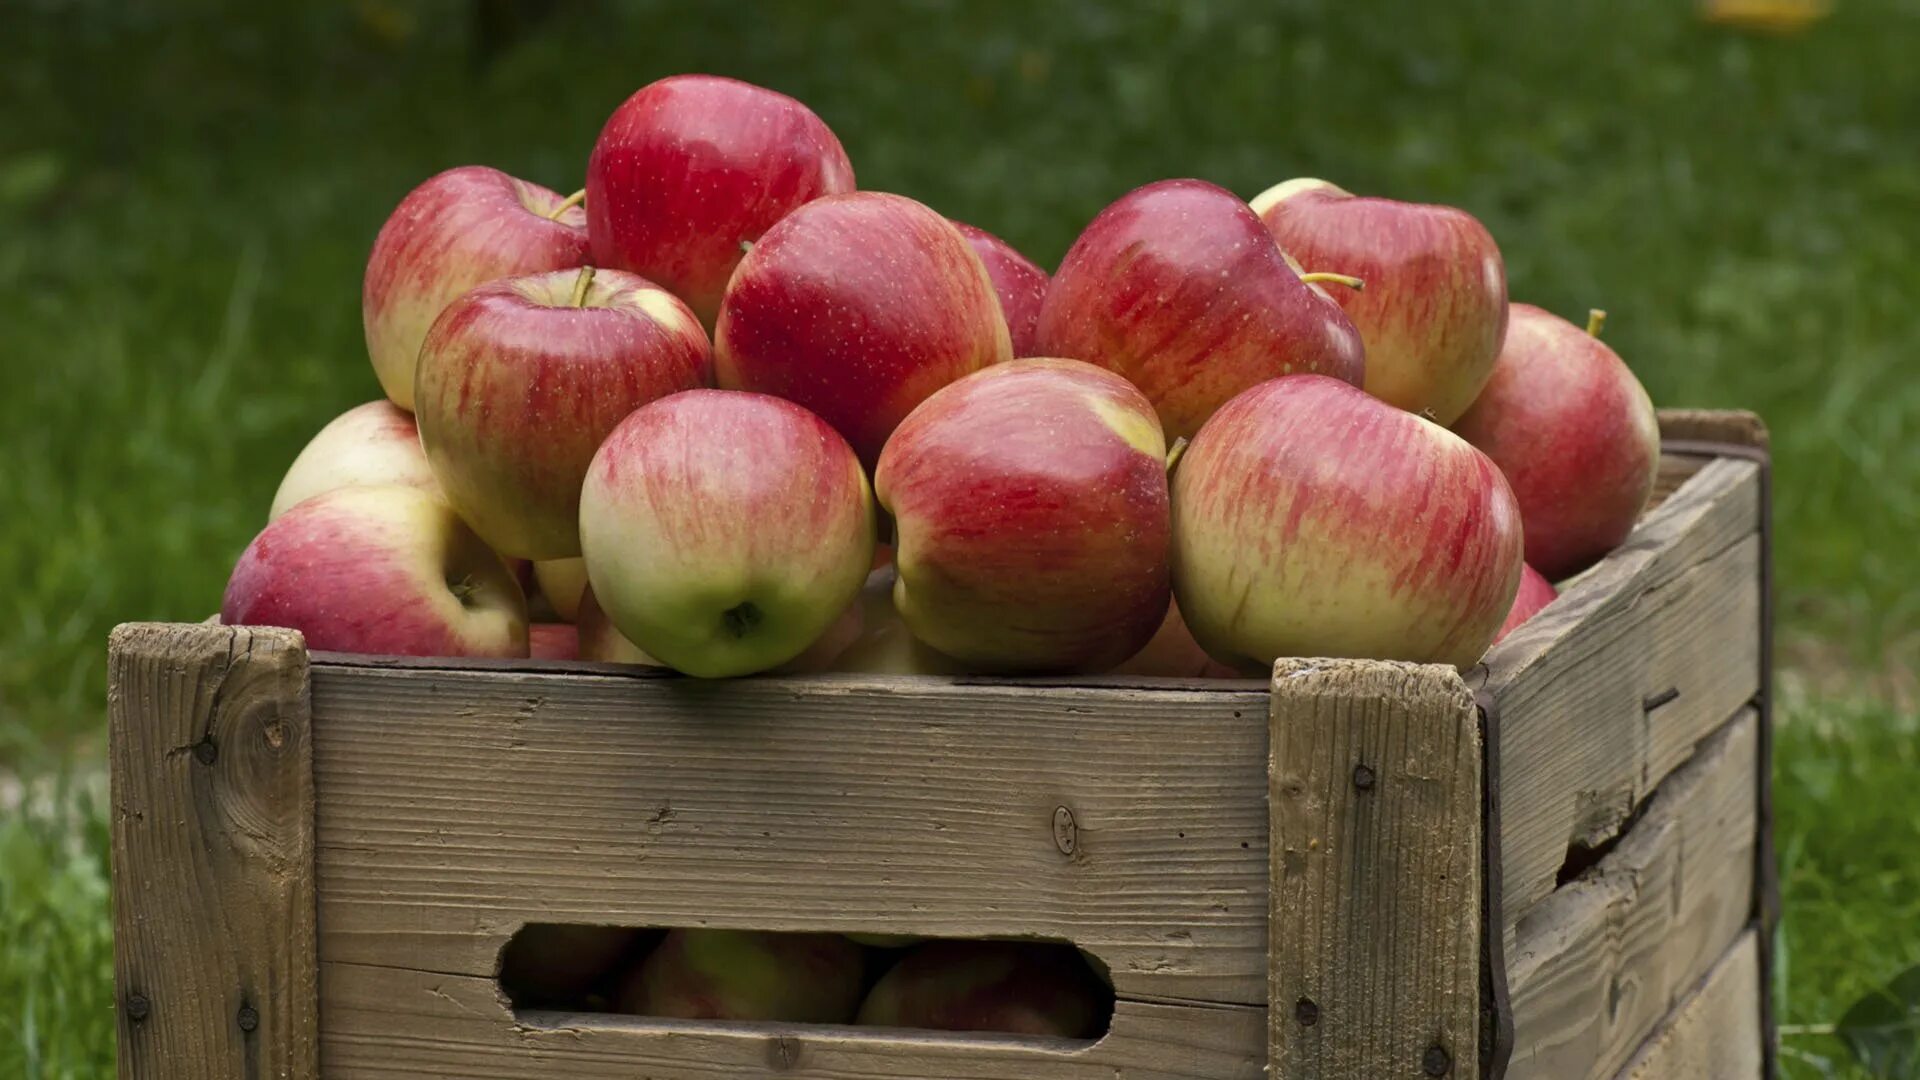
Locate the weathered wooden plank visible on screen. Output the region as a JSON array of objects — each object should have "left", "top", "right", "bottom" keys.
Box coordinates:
[
  {"left": 108, "top": 622, "right": 318, "bottom": 1080},
  {"left": 309, "top": 669, "right": 1274, "bottom": 1007},
  {"left": 318, "top": 959, "right": 1263, "bottom": 1078},
  {"left": 1613, "top": 930, "right": 1764, "bottom": 1080},
  {"left": 1474, "top": 457, "right": 1762, "bottom": 947},
  {"left": 1267, "top": 659, "right": 1481, "bottom": 1080},
  {"left": 1506, "top": 711, "right": 1757, "bottom": 1079},
  {"left": 1657, "top": 408, "right": 1769, "bottom": 450}
]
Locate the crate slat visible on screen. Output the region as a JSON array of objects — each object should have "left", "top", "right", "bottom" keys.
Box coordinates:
[
  {"left": 1266, "top": 660, "right": 1482, "bottom": 1079},
  {"left": 318, "top": 959, "right": 1264, "bottom": 1078},
  {"left": 108, "top": 622, "right": 319, "bottom": 1080},
  {"left": 1506, "top": 710, "right": 1757, "bottom": 1079},
  {"left": 310, "top": 671, "right": 1274, "bottom": 1007},
  {"left": 1475, "top": 457, "right": 1762, "bottom": 949},
  {"left": 1612, "top": 931, "right": 1764, "bottom": 1080}
]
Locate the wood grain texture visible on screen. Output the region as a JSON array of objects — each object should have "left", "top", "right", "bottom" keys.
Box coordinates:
[
  {"left": 1613, "top": 931, "right": 1763, "bottom": 1080},
  {"left": 1506, "top": 712, "right": 1757, "bottom": 1079},
  {"left": 1473, "top": 458, "right": 1762, "bottom": 948},
  {"left": 1656, "top": 408, "right": 1770, "bottom": 450},
  {"left": 1266, "top": 659, "right": 1481, "bottom": 1080},
  {"left": 108, "top": 622, "right": 318, "bottom": 1080},
  {"left": 318, "top": 959, "right": 1263, "bottom": 1078},
  {"left": 308, "top": 668, "right": 1274, "bottom": 1007}
]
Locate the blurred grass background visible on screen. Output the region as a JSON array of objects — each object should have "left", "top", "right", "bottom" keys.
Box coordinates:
[{"left": 1, "top": 1, "right": 1913, "bottom": 1075}]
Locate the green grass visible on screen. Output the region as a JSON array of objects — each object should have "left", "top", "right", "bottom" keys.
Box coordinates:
[{"left": 1, "top": 2, "right": 1915, "bottom": 1075}]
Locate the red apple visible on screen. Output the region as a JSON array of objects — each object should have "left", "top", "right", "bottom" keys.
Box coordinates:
[
  {"left": 1109, "top": 600, "right": 1247, "bottom": 678},
  {"left": 1251, "top": 178, "right": 1507, "bottom": 424},
  {"left": 363, "top": 166, "right": 587, "bottom": 410},
  {"left": 414, "top": 267, "right": 712, "bottom": 561},
  {"left": 575, "top": 585, "right": 662, "bottom": 666},
  {"left": 951, "top": 220, "right": 1049, "bottom": 356},
  {"left": 221, "top": 486, "right": 527, "bottom": 657},
  {"left": 586, "top": 75, "right": 855, "bottom": 327},
  {"left": 1172, "top": 375, "right": 1523, "bottom": 669},
  {"left": 269, "top": 400, "right": 437, "bottom": 520},
  {"left": 615, "top": 929, "right": 866, "bottom": 1023},
  {"left": 1034, "top": 179, "right": 1365, "bottom": 441},
  {"left": 578, "top": 390, "right": 875, "bottom": 678},
  {"left": 1495, "top": 564, "right": 1559, "bottom": 644},
  {"left": 529, "top": 622, "right": 580, "bottom": 661},
  {"left": 857, "top": 941, "right": 1107, "bottom": 1038},
  {"left": 1452, "top": 305, "right": 1660, "bottom": 579},
  {"left": 876, "top": 358, "right": 1171, "bottom": 673},
  {"left": 714, "top": 192, "right": 1012, "bottom": 466}
]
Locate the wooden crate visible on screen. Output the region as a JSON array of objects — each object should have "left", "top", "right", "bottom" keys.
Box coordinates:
[{"left": 107, "top": 409, "right": 1774, "bottom": 1080}]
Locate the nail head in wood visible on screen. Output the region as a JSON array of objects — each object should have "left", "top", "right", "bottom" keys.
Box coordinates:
[
  {"left": 237, "top": 1004, "right": 259, "bottom": 1032},
  {"left": 1295, "top": 997, "right": 1319, "bottom": 1026},
  {"left": 1351, "top": 763, "right": 1376, "bottom": 791},
  {"left": 125, "top": 992, "right": 151, "bottom": 1023},
  {"left": 193, "top": 737, "right": 217, "bottom": 765},
  {"left": 1423, "top": 1042, "right": 1452, "bottom": 1076},
  {"left": 1051, "top": 805, "right": 1077, "bottom": 855}
]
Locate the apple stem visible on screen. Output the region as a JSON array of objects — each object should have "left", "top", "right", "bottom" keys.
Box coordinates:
[
  {"left": 1587, "top": 309, "right": 1608, "bottom": 338},
  {"left": 548, "top": 188, "right": 586, "bottom": 220},
  {"left": 569, "top": 266, "right": 596, "bottom": 308},
  {"left": 1165, "top": 436, "right": 1190, "bottom": 476},
  {"left": 1298, "top": 271, "right": 1365, "bottom": 292}
]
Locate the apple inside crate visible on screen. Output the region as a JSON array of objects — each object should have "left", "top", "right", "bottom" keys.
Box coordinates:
[{"left": 108, "top": 411, "right": 1771, "bottom": 1080}]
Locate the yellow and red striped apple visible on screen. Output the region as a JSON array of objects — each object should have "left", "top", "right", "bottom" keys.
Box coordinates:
[
  {"left": 615, "top": 930, "right": 866, "bottom": 1023},
  {"left": 528, "top": 623, "right": 580, "bottom": 661},
  {"left": 951, "top": 220, "right": 1049, "bottom": 357},
  {"left": 1495, "top": 564, "right": 1559, "bottom": 644},
  {"left": 715, "top": 192, "right": 1012, "bottom": 466},
  {"left": 857, "top": 941, "right": 1107, "bottom": 1038},
  {"left": 413, "top": 267, "right": 711, "bottom": 561},
  {"left": 269, "top": 400, "right": 437, "bottom": 520},
  {"left": 578, "top": 390, "right": 875, "bottom": 678},
  {"left": 876, "top": 358, "right": 1171, "bottom": 673},
  {"left": 1453, "top": 305, "right": 1660, "bottom": 579},
  {"left": 1251, "top": 178, "right": 1507, "bottom": 424},
  {"left": 587, "top": 75, "right": 855, "bottom": 327},
  {"left": 1035, "top": 179, "right": 1365, "bottom": 441},
  {"left": 222, "top": 485, "right": 527, "bottom": 657},
  {"left": 532, "top": 558, "right": 589, "bottom": 623},
  {"left": 363, "top": 166, "right": 587, "bottom": 410},
  {"left": 1172, "top": 375, "right": 1523, "bottom": 669}
]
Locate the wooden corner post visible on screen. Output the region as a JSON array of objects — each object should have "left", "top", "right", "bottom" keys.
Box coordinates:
[
  {"left": 108, "top": 622, "right": 318, "bottom": 1080},
  {"left": 1268, "top": 658, "right": 1483, "bottom": 1079}
]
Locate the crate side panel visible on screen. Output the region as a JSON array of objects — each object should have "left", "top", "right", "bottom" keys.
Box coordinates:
[
  {"left": 1506, "top": 711, "right": 1757, "bottom": 1080},
  {"left": 318, "top": 959, "right": 1263, "bottom": 1078},
  {"left": 1480, "top": 458, "right": 1761, "bottom": 945},
  {"left": 1613, "top": 930, "right": 1763, "bottom": 1080},
  {"left": 310, "top": 672, "right": 1272, "bottom": 1006}
]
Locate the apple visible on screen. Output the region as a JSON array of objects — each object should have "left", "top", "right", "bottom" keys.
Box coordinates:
[
  {"left": 951, "top": 220, "right": 1049, "bottom": 356},
  {"left": 615, "top": 929, "right": 866, "bottom": 1023},
  {"left": 857, "top": 940, "right": 1107, "bottom": 1038},
  {"left": 575, "top": 585, "right": 663, "bottom": 666},
  {"left": 1495, "top": 564, "right": 1559, "bottom": 644},
  {"left": 269, "top": 400, "right": 437, "bottom": 520},
  {"left": 1250, "top": 178, "right": 1507, "bottom": 424},
  {"left": 221, "top": 485, "right": 527, "bottom": 657},
  {"left": 1034, "top": 179, "right": 1365, "bottom": 441},
  {"left": 586, "top": 74, "right": 855, "bottom": 327},
  {"left": 1452, "top": 305, "right": 1661, "bottom": 579},
  {"left": 363, "top": 166, "right": 587, "bottom": 410},
  {"left": 533, "top": 558, "right": 589, "bottom": 623},
  {"left": 876, "top": 358, "right": 1170, "bottom": 673},
  {"left": 414, "top": 267, "right": 712, "bottom": 561},
  {"left": 1109, "top": 600, "right": 1247, "bottom": 678},
  {"left": 1171, "top": 375, "right": 1523, "bottom": 669},
  {"left": 714, "top": 192, "right": 1012, "bottom": 466},
  {"left": 499, "top": 924, "right": 645, "bottom": 1007},
  {"left": 529, "top": 622, "right": 580, "bottom": 661},
  {"left": 829, "top": 566, "right": 965, "bottom": 676},
  {"left": 578, "top": 390, "right": 875, "bottom": 678}
]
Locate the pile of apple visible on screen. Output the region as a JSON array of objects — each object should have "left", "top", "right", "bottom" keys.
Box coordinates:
[
  {"left": 223, "top": 73, "right": 1660, "bottom": 683},
  {"left": 503, "top": 926, "right": 1110, "bottom": 1038}
]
